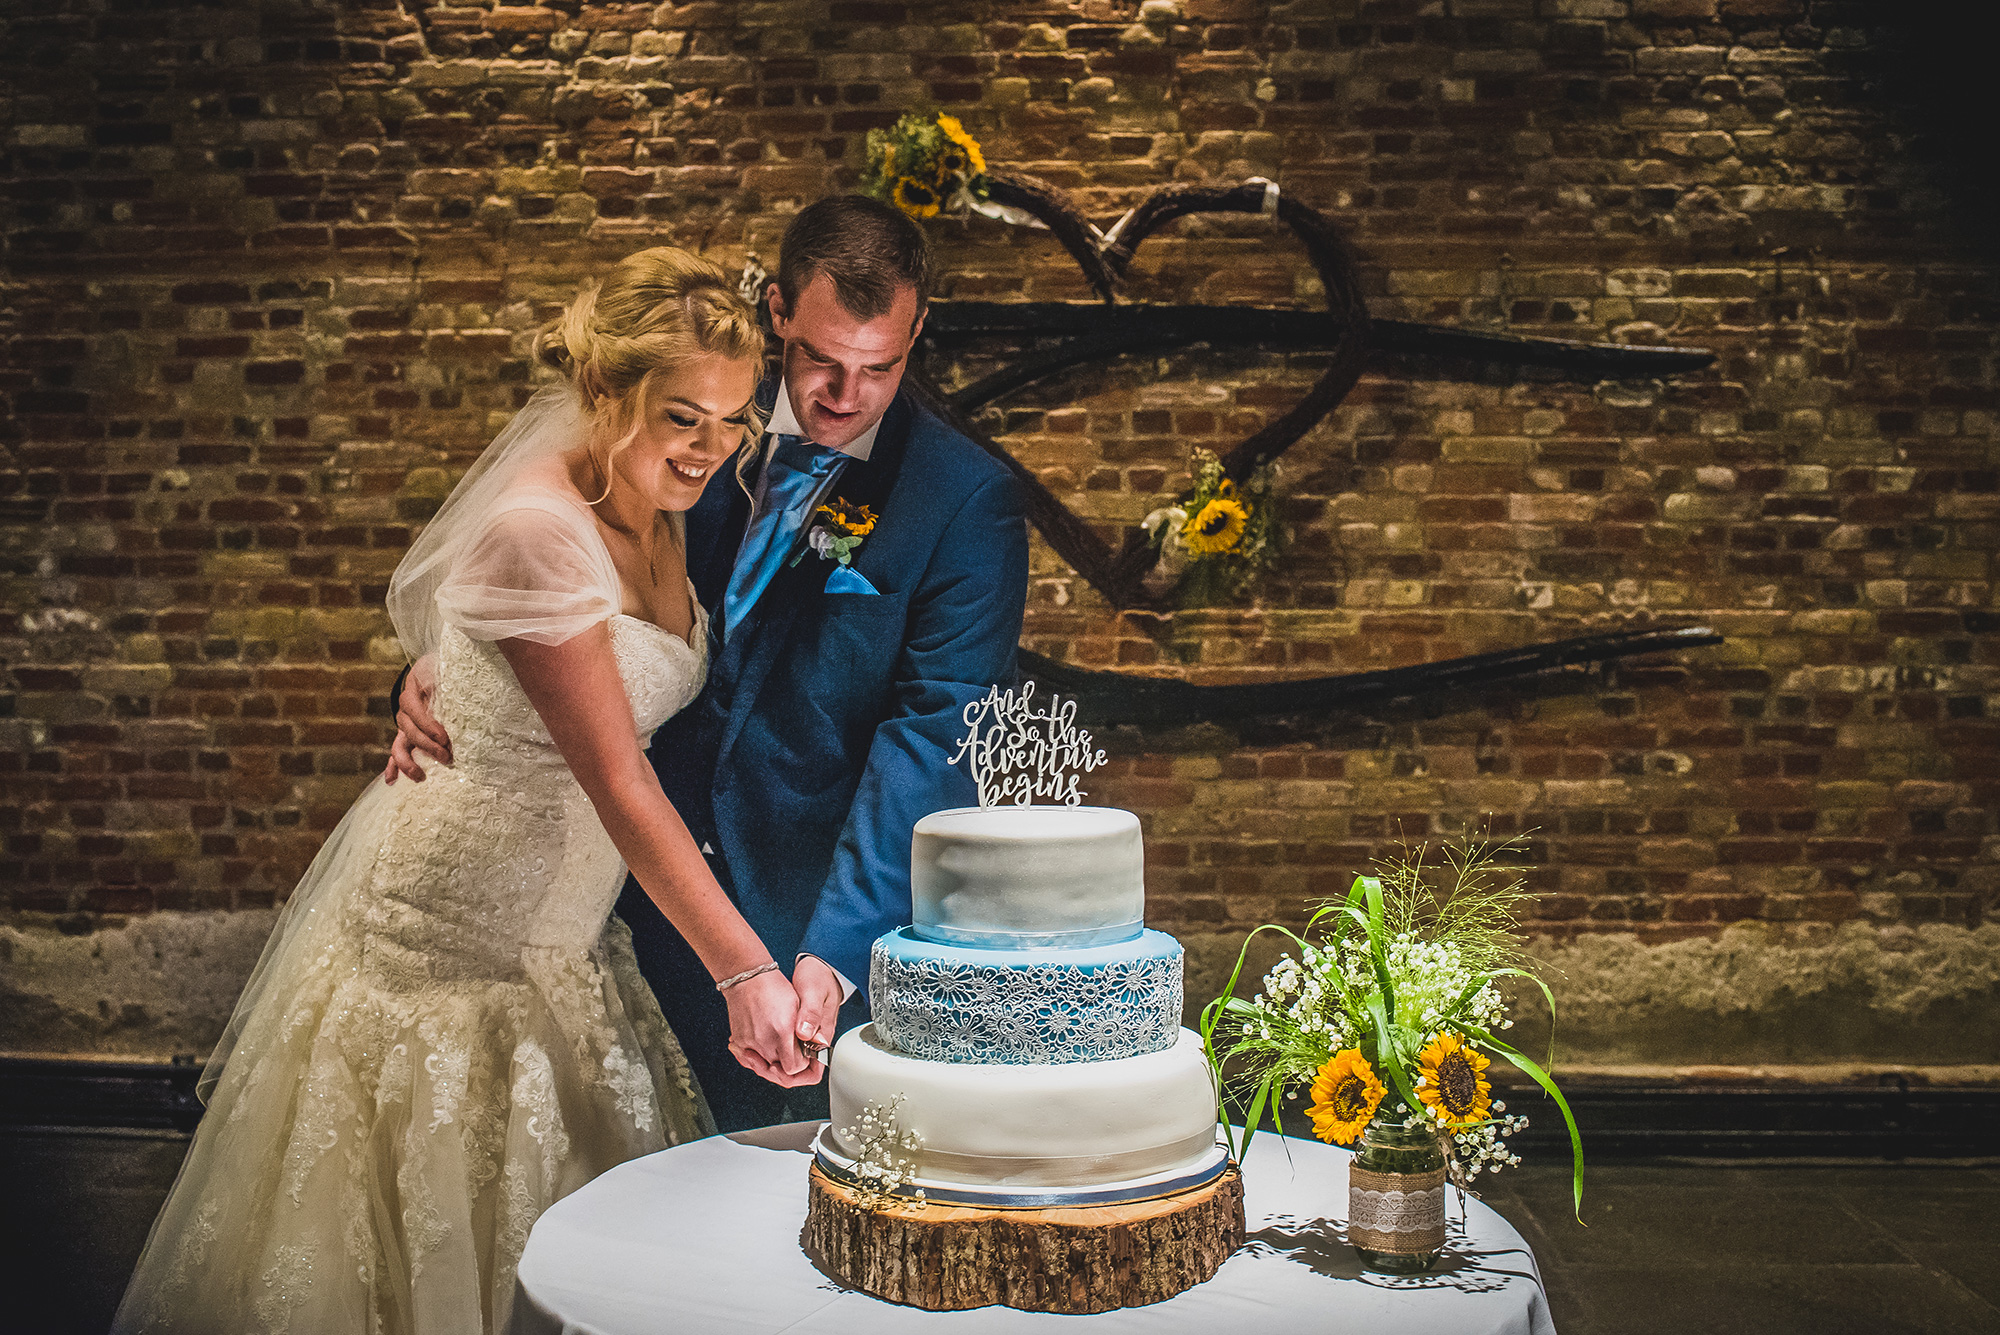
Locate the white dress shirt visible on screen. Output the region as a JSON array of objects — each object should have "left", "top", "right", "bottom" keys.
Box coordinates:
[{"left": 738, "top": 378, "right": 883, "bottom": 514}]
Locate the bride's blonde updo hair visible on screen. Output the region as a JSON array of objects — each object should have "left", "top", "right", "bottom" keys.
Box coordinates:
[{"left": 535, "top": 246, "right": 766, "bottom": 472}]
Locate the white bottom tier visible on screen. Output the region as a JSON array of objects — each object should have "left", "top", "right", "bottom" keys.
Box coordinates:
[{"left": 826, "top": 1024, "right": 1221, "bottom": 1191}]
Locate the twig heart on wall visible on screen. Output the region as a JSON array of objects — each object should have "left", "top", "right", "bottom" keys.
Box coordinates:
[
  {"left": 912, "top": 171, "right": 1373, "bottom": 613},
  {"left": 899, "top": 170, "right": 1723, "bottom": 722},
  {"left": 909, "top": 169, "right": 1711, "bottom": 617}
]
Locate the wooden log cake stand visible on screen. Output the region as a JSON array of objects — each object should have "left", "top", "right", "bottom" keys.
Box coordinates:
[{"left": 800, "top": 1163, "right": 1246, "bottom": 1313}]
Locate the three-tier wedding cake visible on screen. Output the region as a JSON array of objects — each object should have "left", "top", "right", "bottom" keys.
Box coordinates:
[
  {"left": 813, "top": 802, "right": 1228, "bottom": 1206},
  {"left": 803, "top": 684, "right": 1242, "bottom": 1313}
]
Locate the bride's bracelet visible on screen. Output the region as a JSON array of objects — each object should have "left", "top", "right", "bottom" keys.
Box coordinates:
[{"left": 714, "top": 960, "right": 781, "bottom": 993}]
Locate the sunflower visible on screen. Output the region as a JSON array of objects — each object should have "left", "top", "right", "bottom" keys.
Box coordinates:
[
  {"left": 1182, "top": 496, "right": 1249, "bottom": 555},
  {"left": 1416, "top": 1032, "right": 1493, "bottom": 1127},
  {"left": 816, "top": 498, "right": 877, "bottom": 537},
  {"left": 1307, "top": 1049, "right": 1386, "bottom": 1145},
  {"left": 890, "top": 175, "right": 940, "bottom": 218},
  {"left": 936, "top": 113, "right": 986, "bottom": 175}
]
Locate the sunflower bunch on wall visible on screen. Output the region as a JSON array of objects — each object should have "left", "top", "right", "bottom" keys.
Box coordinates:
[
  {"left": 861, "top": 111, "right": 990, "bottom": 220},
  {"left": 1141, "top": 448, "right": 1282, "bottom": 605},
  {"left": 1199, "top": 835, "right": 1586, "bottom": 1213}
]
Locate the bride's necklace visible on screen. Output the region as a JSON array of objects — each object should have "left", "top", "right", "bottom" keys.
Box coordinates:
[
  {"left": 611, "top": 510, "right": 669, "bottom": 587},
  {"left": 587, "top": 460, "right": 673, "bottom": 602},
  {"left": 641, "top": 510, "right": 676, "bottom": 588}
]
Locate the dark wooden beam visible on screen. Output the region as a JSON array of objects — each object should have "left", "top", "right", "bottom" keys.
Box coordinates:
[
  {"left": 924, "top": 302, "right": 1715, "bottom": 407},
  {"left": 1018, "top": 625, "right": 1725, "bottom": 727}
]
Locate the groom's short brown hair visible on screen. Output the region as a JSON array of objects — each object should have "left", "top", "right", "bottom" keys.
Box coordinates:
[{"left": 777, "top": 195, "right": 932, "bottom": 321}]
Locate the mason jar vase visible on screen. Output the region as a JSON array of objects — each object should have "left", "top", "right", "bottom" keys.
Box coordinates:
[{"left": 1347, "top": 1116, "right": 1448, "bottom": 1274}]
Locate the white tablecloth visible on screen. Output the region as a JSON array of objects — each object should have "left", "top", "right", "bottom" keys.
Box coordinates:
[{"left": 510, "top": 1123, "right": 1557, "bottom": 1335}]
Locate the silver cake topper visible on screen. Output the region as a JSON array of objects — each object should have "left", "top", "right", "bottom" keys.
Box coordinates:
[{"left": 950, "top": 681, "right": 1107, "bottom": 808}]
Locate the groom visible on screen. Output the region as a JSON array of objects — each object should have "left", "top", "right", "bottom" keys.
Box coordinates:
[{"left": 393, "top": 195, "right": 1029, "bottom": 1130}]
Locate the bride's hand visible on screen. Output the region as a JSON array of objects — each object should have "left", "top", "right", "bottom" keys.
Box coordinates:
[
  {"left": 791, "top": 955, "right": 843, "bottom": 1068},
  {"left": 384, "top": 654, "right": 451, "bottom": 783},
  {"left": 724, "top": 969, "right": 818, "bottom": 1088}
]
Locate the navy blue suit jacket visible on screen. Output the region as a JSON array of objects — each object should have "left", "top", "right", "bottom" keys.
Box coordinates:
[{"left": 648, "top": 385, "right": 1029, "bottom": 996}]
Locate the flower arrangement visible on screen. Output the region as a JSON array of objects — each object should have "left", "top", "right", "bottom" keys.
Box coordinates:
[
  {"left": 1141, "top": 448, "right": 1281, "bottom": 605},
  {"left": 862, "top": 111, "right": 990, "bottom": 221},
  {"left": 1199, "top": 834, "right": 1584, "bottom": 1212},
  {"left": 792, "top": 498, "right": 876, "bottom": 568}
]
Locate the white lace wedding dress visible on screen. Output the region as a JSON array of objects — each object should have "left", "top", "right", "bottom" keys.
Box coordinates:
[{"left": 115, "top": 466, "right": 715, "bottom": 1335}]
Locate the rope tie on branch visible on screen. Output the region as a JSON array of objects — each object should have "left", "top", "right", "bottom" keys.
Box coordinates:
[{"left": 1096, "top": 205, "right": 1139, "bottom": 253}]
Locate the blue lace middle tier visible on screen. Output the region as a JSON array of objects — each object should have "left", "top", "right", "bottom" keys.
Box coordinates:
[{"left": 870, "top": 926, "right": 1184, "bottom": 1065}]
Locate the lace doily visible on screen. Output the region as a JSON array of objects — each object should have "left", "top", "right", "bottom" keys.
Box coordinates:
[{"left": 871, "top": 944, "right": 1181, "bottom": 1065}]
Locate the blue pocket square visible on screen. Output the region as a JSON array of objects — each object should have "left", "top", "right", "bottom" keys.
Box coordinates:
[{"left": 825, "top": 565, "right": 879, "bottom": 595}]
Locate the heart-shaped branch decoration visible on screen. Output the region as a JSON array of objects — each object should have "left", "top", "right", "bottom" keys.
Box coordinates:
[
  {"left": 893, "top": 171, "right": 1723, "bottom": 722},
  {"left": 915, "top": 170, "right": 1371, "bottom": 612}
]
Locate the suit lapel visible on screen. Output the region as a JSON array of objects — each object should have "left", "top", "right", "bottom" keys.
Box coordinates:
[
  {"left": 714, "top": 556, "right": 809, "bottom": 763},
  {"left": 815, "top": 400, "right": 903, "bottom": 523},
  {"left": 714, "top": 393, "right": 913, "bottom": 772}
]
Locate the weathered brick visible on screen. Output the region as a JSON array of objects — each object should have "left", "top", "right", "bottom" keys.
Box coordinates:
[
  {"left": 0, "top": 0, "right": 1988, "bottom": 1018},
  {"left": 484, "top": 6, "right": 561, "bottom": 32}
]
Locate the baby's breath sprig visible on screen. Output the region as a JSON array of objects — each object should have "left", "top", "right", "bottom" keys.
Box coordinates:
[
  {"left": 838, "top": 1095, "right": 927, "bottom": 1212},
  {"left": 1426, "top": 1098, "right": 1529, "bottom": 1182}
]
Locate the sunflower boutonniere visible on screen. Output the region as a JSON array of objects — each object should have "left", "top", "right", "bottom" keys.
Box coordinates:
[{"left": 791, "top": 497, "right": 877, "bottom": 568}]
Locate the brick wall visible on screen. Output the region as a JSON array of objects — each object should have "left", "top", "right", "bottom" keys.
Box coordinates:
[{"left": 3, "top": 0, "right": 1995, "bottom": 1058}]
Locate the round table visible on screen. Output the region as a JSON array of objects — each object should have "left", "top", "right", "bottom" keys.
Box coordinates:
[{"left": 509, "top": 1123, "right": 1556, "bottom": 1335}]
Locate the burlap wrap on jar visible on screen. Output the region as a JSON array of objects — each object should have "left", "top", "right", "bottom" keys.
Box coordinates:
[{"left": 1346, "top": 1162, "right": 1447, "bottom": 1254}]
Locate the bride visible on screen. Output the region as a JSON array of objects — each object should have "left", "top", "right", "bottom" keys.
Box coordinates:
[{"left": 114, "top": 248, "right": 818, "bottom": 1334}]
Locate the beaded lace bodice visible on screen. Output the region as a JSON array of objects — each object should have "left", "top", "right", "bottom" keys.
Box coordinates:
[
  {"left": 365, "top": 613, "right": 707, "bottom": 964},
  {"left": 436, "top": 612, "right": 704, "bottom": 783}
]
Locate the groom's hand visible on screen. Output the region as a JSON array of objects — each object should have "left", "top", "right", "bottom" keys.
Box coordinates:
[
  {"left": 792, "top": 955, "right": 843, "bottom": 1072},
  {"left": 384, "top": 654, "right": 451, "bottom": 783}
]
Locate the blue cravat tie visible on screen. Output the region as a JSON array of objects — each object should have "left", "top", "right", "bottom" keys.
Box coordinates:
[{"left": 723, "top": 433, "right": 844, "bottom": 639}]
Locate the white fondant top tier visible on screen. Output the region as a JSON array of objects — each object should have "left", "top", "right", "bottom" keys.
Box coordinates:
[{"left": 910, "top": 805, "right": 1144, "bottom": 948}]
